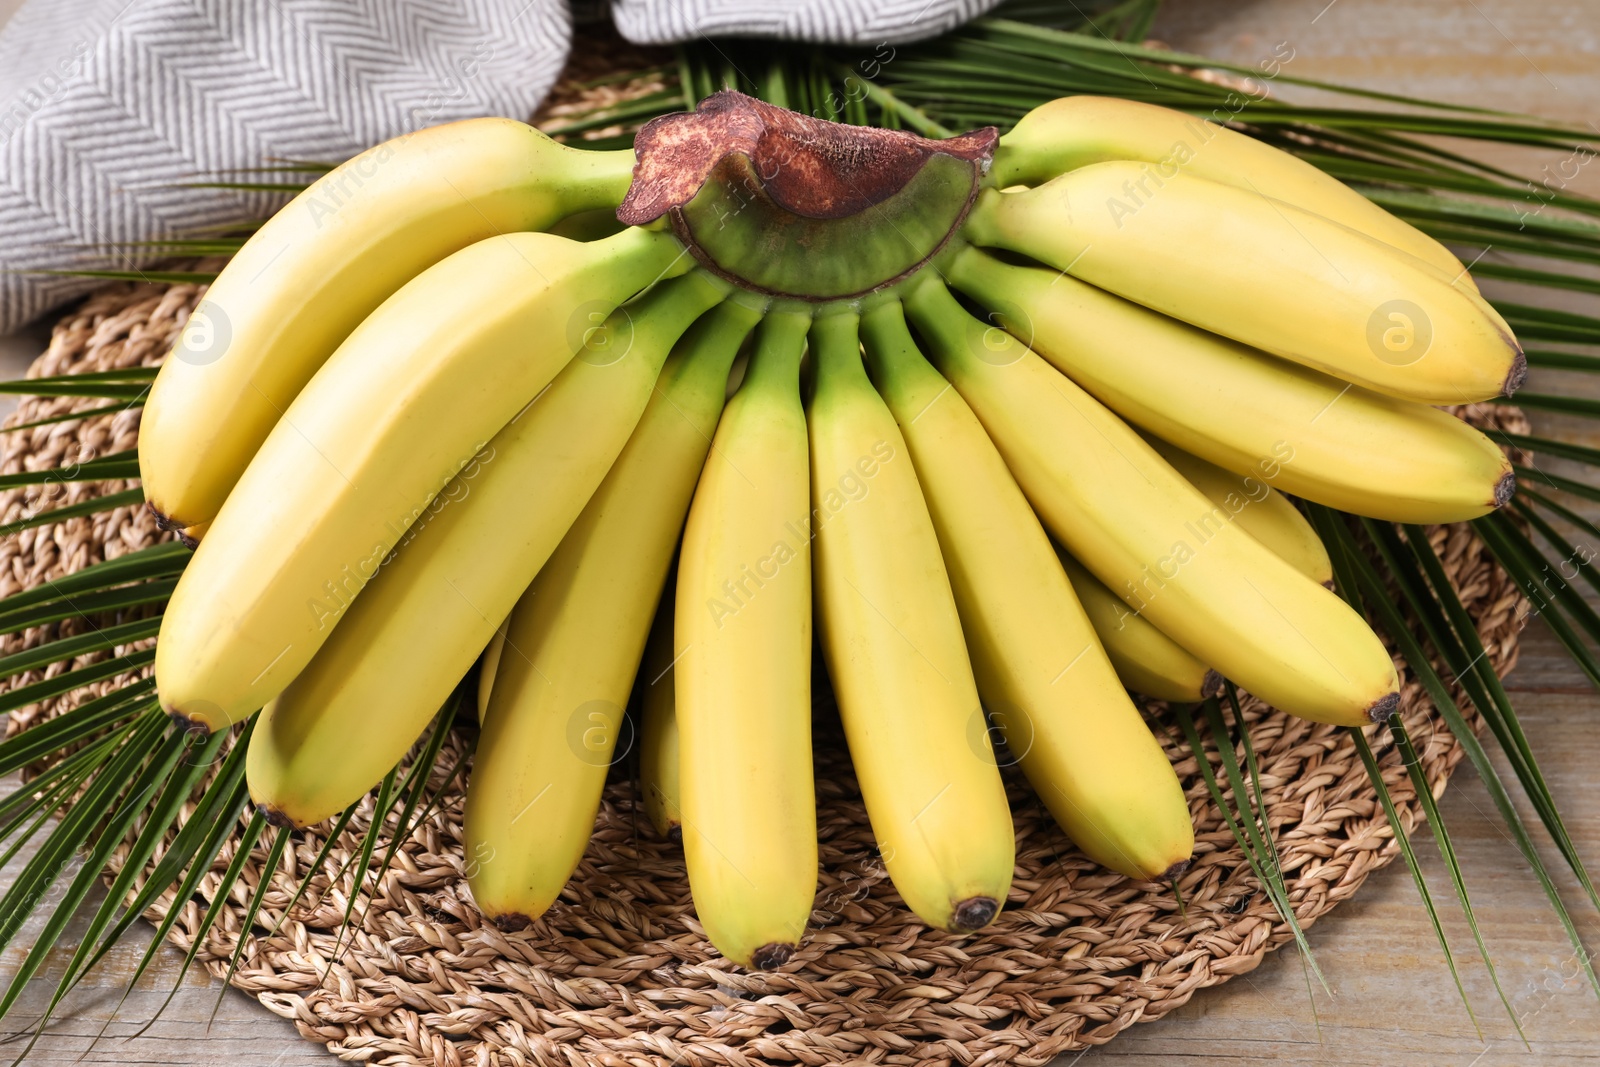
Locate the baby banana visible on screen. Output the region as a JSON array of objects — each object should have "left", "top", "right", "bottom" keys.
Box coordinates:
[
  {"left": 159, "top": 226, "right": 688, "bottom": 732},
  {"left": 962, "top": 167, "right": 1523, "bottom": 404},
  {"left": 947, "top": 247, "right": 1513, "bottom": 523},
  {"left": 809, "top": 309, "right": 1014, "bottom": 931},
  {"left": 905, "top": 274, "right": 1400, "bottom": 728},
  {"left": 464, "top": 298, "right": 760, "bottom": 930},
  {"left": 676, "top": 310, "right": 818, "bottom": 969},
  {"left": 992, "top": 95, "right": 1471, "bottom": 287},
  {"left": 141, "top": 118, "right": 633, "bottom": 531},
  {"left": 861, "top": 300, "right": 1192, "bottom": 882},
  {"left": 247, "top": 271, "right": 727, "bottom": 827}
]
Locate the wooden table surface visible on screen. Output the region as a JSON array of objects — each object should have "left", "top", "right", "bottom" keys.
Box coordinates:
[{"left": 4, "top": 0, "right": 1600, "bottom": 1064}]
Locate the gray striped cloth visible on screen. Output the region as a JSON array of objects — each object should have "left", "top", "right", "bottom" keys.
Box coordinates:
[{"left": 0, "top": 0, "right": 1003, "bottom": 334}]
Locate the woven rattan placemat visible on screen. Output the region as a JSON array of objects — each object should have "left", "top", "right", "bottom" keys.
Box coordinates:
[{"left": 0, "top": 263, "right": 1528, "bottom": 1065}]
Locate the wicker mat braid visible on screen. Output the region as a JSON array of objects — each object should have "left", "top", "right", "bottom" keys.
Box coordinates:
[{"left": 0, "top": 276, "right": 1528, "bottom": 1067}]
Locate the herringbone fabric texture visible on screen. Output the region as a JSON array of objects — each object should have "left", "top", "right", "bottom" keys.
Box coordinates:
[
  {"left": 0, "top": 0, "right": 569, "bottom": 334},
  {"left": 611, "top": 0, "right": 1003, "bottom": 44},
  {"left": 0, "top": 0, "right": 1003, "bottom": 335}
]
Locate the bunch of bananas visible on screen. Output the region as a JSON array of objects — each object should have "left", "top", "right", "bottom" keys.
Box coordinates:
[{"left": 141, "top": 91, "right": 1520, "bottom": 970}]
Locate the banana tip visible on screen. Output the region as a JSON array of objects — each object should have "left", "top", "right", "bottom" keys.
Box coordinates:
[
  {"left": 1503, "top": 349, "right": 1528, "bottom": 397},
  {"left": 1159, "top": 859, "right": 1191, "bottom": 884},
  {"left": 749, "top": 942, "right": 795, "bottom": 970},
  {"left": 949, "top": 895, "right": 1000, "bottom": 932},
  {"left": 1200, "top": 670, "right": 1225, "bottom": 699},
  {"left": 1494, "top": 470, "right": 1517, "bottom": 509},
  {"left": 145, "top": 500, "right": 188, "bottom": 535},
  {"left": 492, "top": 913, "right": 533, "bottom": 933},
  {"left": 1367, "top": 692, "right": 1400, "bottom": 723},
  {"left": 257, "top": 803, "right": 301, "bottom": 830},
  {"left": 165, "top": 705, "right": 215, "bottom": 736},
  {"left": 666, "top": 824, "right": 682, "bottom": 844}
]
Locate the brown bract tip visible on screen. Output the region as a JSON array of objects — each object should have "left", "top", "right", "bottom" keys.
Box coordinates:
[
  {"left": 1200, "top": 670, "right": 1225, "bottom": 699},
  {"left": 749, "top": 942, "right": 794, "bottom": 971},
  {"left": 1159, "top": 859, "right": 1192, "bottom": 884},
  {"left": 1503, "top": 349, "right": 1528, "bottom": 397},
  {"left": 950, "top": 895, "right": 1000, "bottom": 932},
  {"left": 666, "top": 824, "right": 682, "bottom": 844},
  {"left": 177, "top": 528, "right": 200, "bottom": 550},
  {"left": 493, "top": 913, "right": 532, "bottom": 933},
  {"left": 1494, "top": 470, "right": 1517, "bottom": 508},
  {"left": 1367, "top": 692, "right": 1401, "bottom": 723},
  {"left": 616, "top": 89, "right": 997, "bottom": 226},
  {"left": 257, "top": 803, "right": 299, "bottom": 830}
]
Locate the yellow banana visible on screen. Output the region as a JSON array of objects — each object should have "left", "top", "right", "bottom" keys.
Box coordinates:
[
  {"left": 1141, "top": 435, "right": 1332, "bottom": 586},
  {"left": 904, "top": 274, "right": 1400, "bottom": 728},
  {"left": 160, "top": 226, "right": 688, "bottom": 732},
  {"left": 675, "top": 309, "right": 817, "bottom": 969},
  {"left": 464, "top": 299, "right": 760, "bottom": 930},
  {"left": 961, "top": 167, "right": 1523, "bottom": 404},
  {"left": 140, "top": 118, "right": 633, "bottom": 531},
  {"left": 808, "top": 309, "right": 1013, "bottom": 931},
  {"left": 639, "top": 580, "right": 682, "bottom": 840},
  {"left": 1055, "top": 549, "right": 1218, "bottom": 704},
  {"left": 476, "top": 621, "right": 508, "bottom": 725},
  {"left": 947, "top": 247, "right": 1514, "bottom": 523},
  {"left": 860, "top": 301, "right": 1191, "bottom": 881},
  {"left": 992, "top": 95, "right": 1472, "bottom": 287},
  {"left": 247, "top": 271, "right": 725, "bottom": 828}
]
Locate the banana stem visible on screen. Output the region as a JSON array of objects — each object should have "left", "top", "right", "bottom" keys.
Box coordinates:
[{"left": 559, "top": 145, "right": 641, "bottom": 214}]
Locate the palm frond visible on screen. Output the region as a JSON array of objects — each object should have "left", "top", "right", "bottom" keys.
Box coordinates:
[
  {"left": 1349, "top": 728, "right": 1484, "bottom": 1040},
  {"left": 0, "top": 647, "right": 155, "bottom": 717},
  {"left": 0, "top": 403, "right": 147, "bottom": 435},
  {"left": 1316, "top": 509, "right": 1600, "bottom": 1004},
  {"left": 1171, "top": 699, "right": 1326, "bottom": 991},
  {"left": 0, "top": 454, "right": 139, "bottom": 493},
  {"left": 322, "top": 768, "right": 398, "bottom": 978},
  {"left": 0, "top": 487, "right": 146, "bottom": 540},
  {"left": 93, "top": 719, "right": 254, "bottom": 1035}
]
